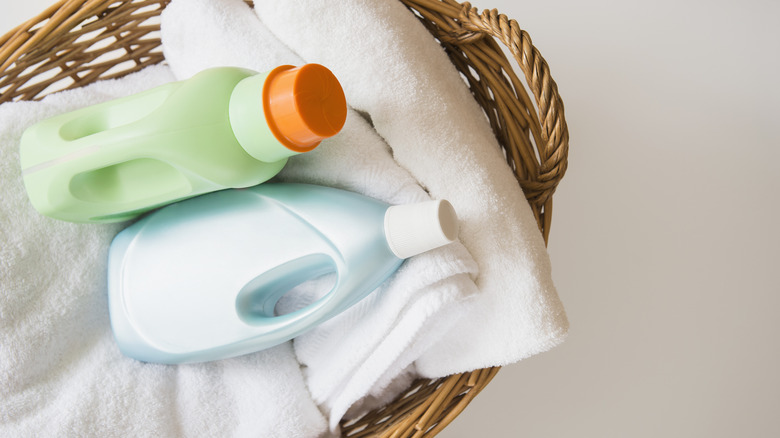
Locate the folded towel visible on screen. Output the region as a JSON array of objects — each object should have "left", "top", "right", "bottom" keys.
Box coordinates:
[
  {"left": 0, "top": 66, "right": 329, "bottom": 438},
  {"left": 253, "top": 0, "right": 569, "bottom": 375},
  {"left": 160, "top": 0, "right": 480, "bottom": 429}
]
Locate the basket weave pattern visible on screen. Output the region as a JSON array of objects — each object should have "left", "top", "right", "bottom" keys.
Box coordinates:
[{"left": 0, "top": 0, "right": 569, "bottom": 436}]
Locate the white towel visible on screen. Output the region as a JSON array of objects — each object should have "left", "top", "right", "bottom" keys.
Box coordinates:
[
  {"left": 160, "top": 0, "right": 480, "bottom": 429},
  {"left": 0, "top": 66, "right": 329, "bottom": 438},
  {"left": 252, "top": 0, "right": 569, "bottom": 375}
]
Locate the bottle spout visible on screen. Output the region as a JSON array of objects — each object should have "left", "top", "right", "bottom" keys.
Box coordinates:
[
  {"left": 384, "top": 199, "right": 459, "bottom": 259},
  {"left": 264, "top": 64, "right": 347, "bottom": 150}
]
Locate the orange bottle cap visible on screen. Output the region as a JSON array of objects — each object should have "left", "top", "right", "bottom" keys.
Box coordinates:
[{"left": 263, "top": 64, "right": 347, "bottom": 152}]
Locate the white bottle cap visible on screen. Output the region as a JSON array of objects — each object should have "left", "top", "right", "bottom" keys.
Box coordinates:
[{"left": 384, "top": 199, "right": 459, "bottom": 259}]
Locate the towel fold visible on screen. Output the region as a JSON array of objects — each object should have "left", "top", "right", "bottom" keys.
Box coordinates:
[{"left": 0, "top": 66, "right": 328, "bottom": 437}]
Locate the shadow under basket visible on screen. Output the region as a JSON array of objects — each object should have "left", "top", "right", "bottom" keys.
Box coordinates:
[{"left": 0, "top": 0, "right": 569, "bottom": 436}]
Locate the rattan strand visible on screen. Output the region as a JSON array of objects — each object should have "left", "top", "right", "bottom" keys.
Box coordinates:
[{"left": 0, "top": 1, "right": 569, "bottom": 436}]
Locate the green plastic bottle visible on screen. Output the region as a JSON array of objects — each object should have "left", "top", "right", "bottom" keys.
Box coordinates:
[{"left": 19, "top": 64, "right": 347, "bottom": 223}]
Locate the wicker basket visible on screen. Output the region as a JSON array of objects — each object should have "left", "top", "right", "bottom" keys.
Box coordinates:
[{"left": 0, "top": 0, "right": 569, "bottom": 436}]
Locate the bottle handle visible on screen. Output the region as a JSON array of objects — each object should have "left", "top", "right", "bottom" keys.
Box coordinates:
[
  {"left": 235, "top": 253, "right": 340, "bottom": 328},
  {"left": 60, "top": 83, "right": 187, "bottom": 203},
  {"left": 21, "top": 83, "right": 190, "bottom": 221}
]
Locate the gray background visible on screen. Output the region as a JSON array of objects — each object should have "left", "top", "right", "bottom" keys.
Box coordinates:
[{"left": 3, "top": 1, "right": 779, "bottom": 437}]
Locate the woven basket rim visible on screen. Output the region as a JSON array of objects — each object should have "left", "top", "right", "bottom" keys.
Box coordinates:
[{"left": 0, "top": 0, "right": 569, "bottom": 436}]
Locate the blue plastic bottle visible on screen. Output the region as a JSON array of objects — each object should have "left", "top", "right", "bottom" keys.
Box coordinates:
[{"left": 108, "top": 183, "right": 459, "bottom": 364}]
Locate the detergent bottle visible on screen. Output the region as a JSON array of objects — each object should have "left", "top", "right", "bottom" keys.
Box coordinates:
[
  {"left": 19, "top": 64, "right": 347, "bottom": 223},
  {"left": 107, "top": 183, "right": 459, "bottom": 364}
]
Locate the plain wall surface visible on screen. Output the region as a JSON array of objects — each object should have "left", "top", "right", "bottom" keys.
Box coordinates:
[
  {"left": 3, "top": 1, "right": 779, "bottom": 437},
  {"left": 439, "top": 0, "right": 780, "bottom": 437}
]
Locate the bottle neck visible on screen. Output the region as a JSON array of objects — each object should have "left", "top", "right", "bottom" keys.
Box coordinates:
[{"left": 228, "top": 66, "right": 306, "bottom": 163}]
